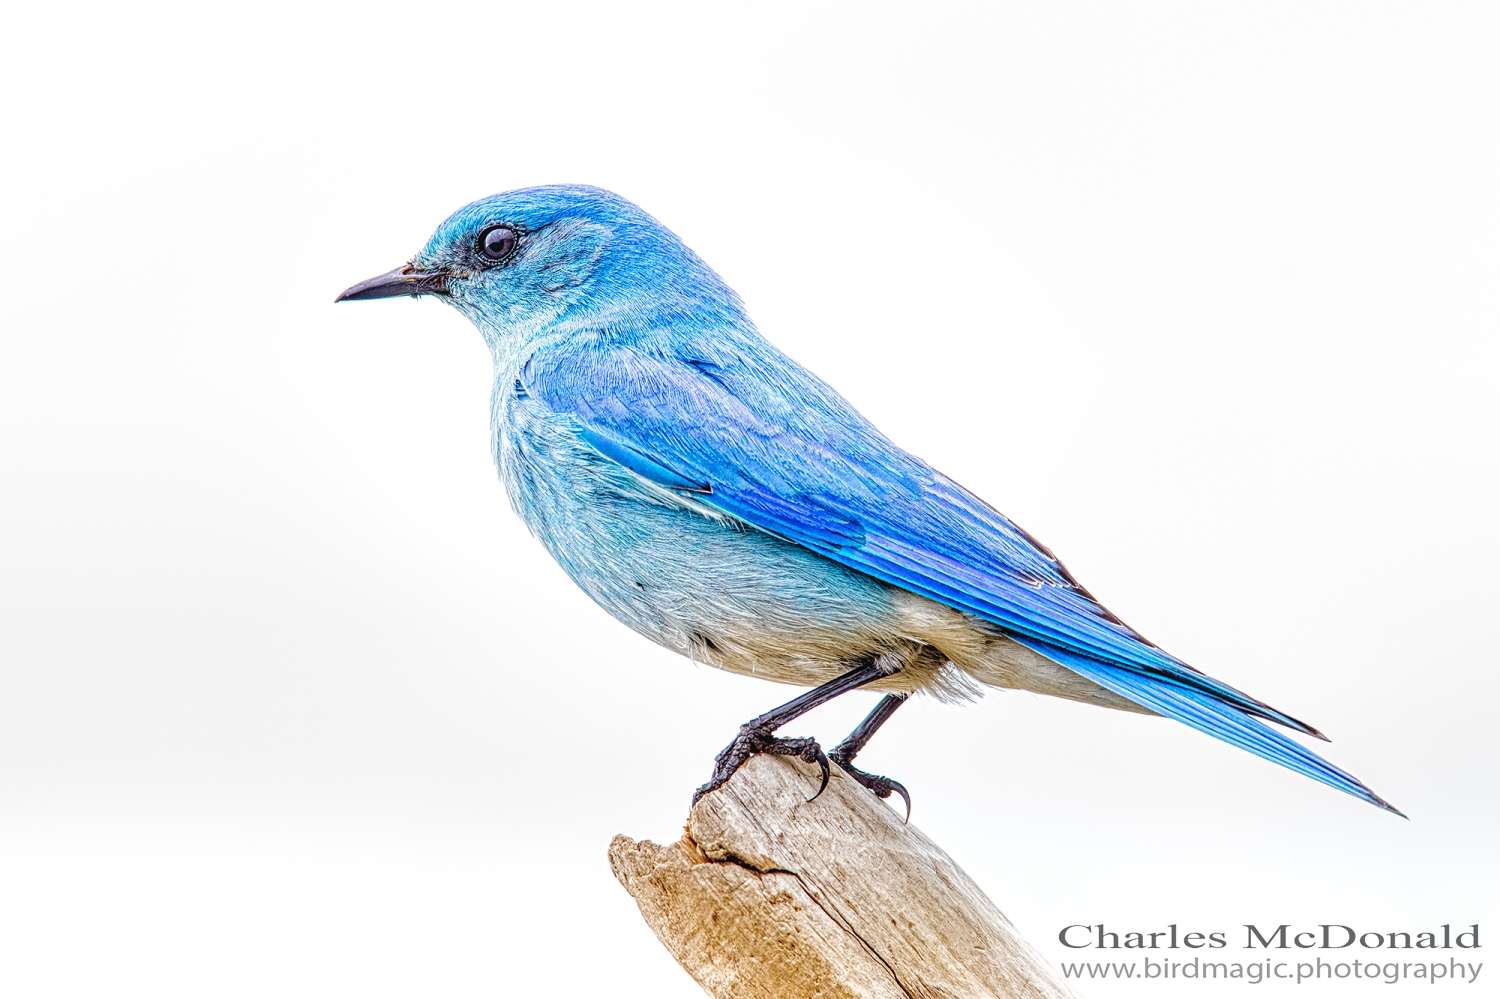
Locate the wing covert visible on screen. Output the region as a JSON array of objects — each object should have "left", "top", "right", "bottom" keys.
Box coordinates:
[{"left": 520, "top": 336, "right": 1315, "bottom": 736}]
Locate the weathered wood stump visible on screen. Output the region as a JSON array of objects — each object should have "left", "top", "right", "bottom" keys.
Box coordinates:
[{"left": 609, "top": 754, "right": 1078, "bottom": 999}]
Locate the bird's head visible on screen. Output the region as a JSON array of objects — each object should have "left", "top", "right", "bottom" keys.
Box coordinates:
[{"left": 337, "top": 185, "right": 746, "bottom": 343}]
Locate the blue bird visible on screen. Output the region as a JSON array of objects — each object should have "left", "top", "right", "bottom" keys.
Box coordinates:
[{"left": 338, "top": 185, "right": 1400, "bottom": 816}]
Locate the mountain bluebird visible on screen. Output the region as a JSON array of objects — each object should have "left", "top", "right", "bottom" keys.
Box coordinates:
[{"left": 338, "top": 185, "right": 1398, "bottom": 816}]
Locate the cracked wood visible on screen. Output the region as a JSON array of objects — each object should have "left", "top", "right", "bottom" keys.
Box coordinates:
[{"left": 609, "top": 754, "right": 1077, "bottom": 999}]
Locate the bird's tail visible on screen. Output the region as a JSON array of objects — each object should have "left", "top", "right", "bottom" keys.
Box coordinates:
[{"left": 1015, "top": 639, "right": 1404, "bottom": 816}]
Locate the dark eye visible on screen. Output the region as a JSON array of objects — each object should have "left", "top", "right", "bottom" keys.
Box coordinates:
[{"left": 480, "top": 225, "right": 517, "bottom": 261}]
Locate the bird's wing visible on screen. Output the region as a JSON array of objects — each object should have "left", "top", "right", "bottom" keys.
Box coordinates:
[{"left": 521, "top": 337, "right": 1397, "bottom": 812}]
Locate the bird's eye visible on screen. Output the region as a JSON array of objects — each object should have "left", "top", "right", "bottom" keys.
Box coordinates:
[{"left": 480, "top": 226, "right": 517, "bottom": 261}]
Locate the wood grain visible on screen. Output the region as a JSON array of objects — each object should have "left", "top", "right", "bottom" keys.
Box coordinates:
[{"left": 610, "top": 754, "right": 1078, "bottom": 999}]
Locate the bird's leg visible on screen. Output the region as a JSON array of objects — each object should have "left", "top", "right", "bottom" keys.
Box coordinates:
[
  {"left": 693, "top": 660, "right": 891, "bottom": 805},
  {"left": 829, "top": 693, "right": 912, "bottom": 820}
]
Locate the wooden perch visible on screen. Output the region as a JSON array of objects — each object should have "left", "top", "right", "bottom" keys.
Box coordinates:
[{"left": 609, "top": 754, "right": 1077, "bottom": 999}]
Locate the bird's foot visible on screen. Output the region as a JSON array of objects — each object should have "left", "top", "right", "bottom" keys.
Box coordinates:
[
  {"left": 692, "top": 720, "right": 830, "bottom": 805},
  {"left": 829, "top": 747, "right": 912, "bottom": 823}
]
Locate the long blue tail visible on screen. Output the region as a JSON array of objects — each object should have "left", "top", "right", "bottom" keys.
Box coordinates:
[{"left": 1017, "top": 639, "right": 1404, "bottom": 816}]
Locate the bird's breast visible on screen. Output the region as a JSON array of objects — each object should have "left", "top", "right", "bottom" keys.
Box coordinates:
[{"left": 486, "top": 379, "right": 930, "bottom": 688}]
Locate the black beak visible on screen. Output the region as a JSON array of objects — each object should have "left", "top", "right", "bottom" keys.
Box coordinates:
[{"left": 335, "top": 264, "right": 450, "bottom": 302}]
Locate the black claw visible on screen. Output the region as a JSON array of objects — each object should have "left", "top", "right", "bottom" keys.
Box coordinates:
[
  {"left": 765, "top": 736, "right": 831, "bottom": 802},
  {"left": 807, "top": 747, "right": 832, "bottom": 802},
  {"left": 693, "top": 662, "right": 896, "bottom": 808},
  {"left": 692, "top": 723, "right": 831, "bottom": 806},
  {"left": 887, "top": 779, "right": 912, "bottom": 824},
  {"left": 832, "top": 758, "right": 913, "bottom": 822}
]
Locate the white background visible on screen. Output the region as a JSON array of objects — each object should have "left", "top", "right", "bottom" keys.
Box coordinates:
[{"left": 1, "top": 2, "right": 1495, "bottom": 996}]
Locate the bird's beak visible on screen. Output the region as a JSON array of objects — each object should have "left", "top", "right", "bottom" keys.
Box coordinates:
[{"left": 335, "top": 264, "right": 450, "bottom": 302}]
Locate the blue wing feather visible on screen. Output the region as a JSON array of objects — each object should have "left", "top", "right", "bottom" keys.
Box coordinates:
[
  {"left": 576, "top": 428, "right": 710, "bottom": 493},
  {"left": 1019, "top": 640, "right": 1401, "bottom": 814},
  {"left": 522, "top": 335, "right": 1394, "bottom": 810}
]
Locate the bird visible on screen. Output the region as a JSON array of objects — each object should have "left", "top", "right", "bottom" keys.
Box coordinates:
[{"left": 337, "top": 184, "right": 1400, "bottom": 817}]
